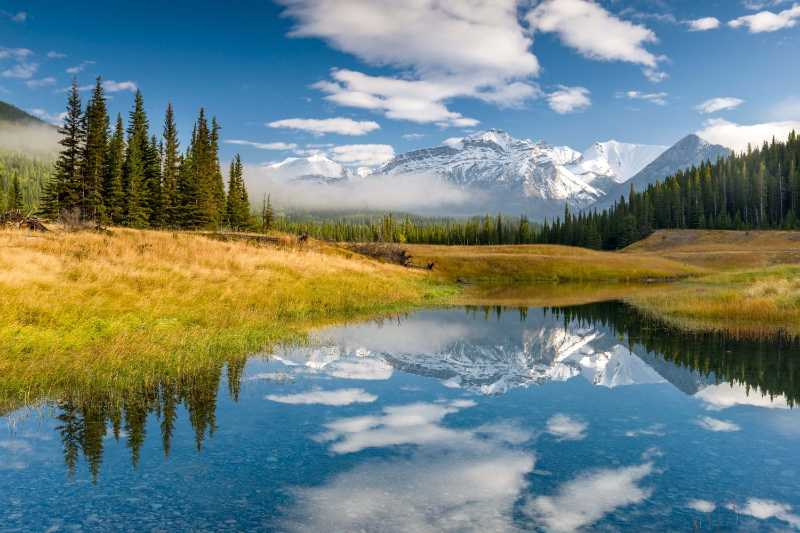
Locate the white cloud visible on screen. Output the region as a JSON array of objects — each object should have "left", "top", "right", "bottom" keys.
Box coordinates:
[
  {"left": 524, "top": 462, "right": 654, "bottom": 532},
  {"left": 547, "top": 86, "right": 591, "bottom": 114},
  {"left": 27, "top": 108, "right": 67, "bottom": 125},
  {"left": 743, "top": 0, "right": 792, "bottom": 9},
  {"left": 225, "top": 139, "right": 298, "bottom": 151},
  {"left": 46, "top": 51, "right": 67, "bottom": 59},
  {"left": 329, "top": 144, "right": 395, "bottom": 167},
  {"left": 402, "top": 133, "right": 425, "bottom": 140},
  {"left": 103, "top": 80, "right": 137, "bottom": 93},
  {"left": 265, "top": 388, "right": 377, "bottom": 406},
  {"left": 695, "top": 416, "right": 741, "bottom": 432},
  {"left": 65, "top": 60, "right": 95, "bottom": 74},
  {"left": 279, "top": 0, "right": 540, "bottom": 125},
  {"left": 442, "top": 137, "right": 464, "bottom": 149},
  {"left": 528, "top": 0, "right": 665, "bottom": 81},
  {"left": 545, "top": 414, "right": 588, "bottom": 441},
  {"left": 687, "top": 499, "right": 716, "bottom": 513},
  {"left": 618, "top": 90, "right": 668, "bottom": 105},
  {"left": 694, "top": 382, "right": 790, "bottom": 410},
  {"left": 268, "top": 116, "right": 380, "bottom": 136},
  {"left": 624, "top": 424, "right": 666, "bottom": 438},
  {"left": 728, "top": 498, "right": 800, "bottom": 528},
  {"left": 729, "top": 4, "right": 800, "bottom": 32},
  {"left": 0, "top": 47, "right": 33, "bottom": 61},
  {"left": 695, "top": 97, "right": 745, "bottom": 114},
  {"left": 687, "top": 17, "right": 721, "bottom": 31},
  {"left": 25, "top": 77, "right": 56, "bottom": 89},
  {"left": 1, "top": 10, "right": 27, "bottom": 23},
  {"left": 697, "top": 118, "right": 800, "bottom": 152},
  {"left": 2, "top": 62, "right": 37, "bottom": 79}
]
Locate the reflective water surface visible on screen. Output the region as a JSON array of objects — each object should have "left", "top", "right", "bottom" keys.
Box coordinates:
[{"left": 2, "top": 301, "right": 800, "bottom": 531}]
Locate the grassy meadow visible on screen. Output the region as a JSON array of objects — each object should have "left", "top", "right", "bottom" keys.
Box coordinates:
[{"left": 0, "top": 228, "right": 452, "bottom": 412}]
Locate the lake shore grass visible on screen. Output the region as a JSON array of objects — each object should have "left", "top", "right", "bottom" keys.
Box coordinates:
[{"left": 0, "top": 228, "right": 454, "bottom": 412}]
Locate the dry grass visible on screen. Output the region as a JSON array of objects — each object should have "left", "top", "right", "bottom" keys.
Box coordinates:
[
  {"left": 624, "top": 229, "right": 800, "bottom": 270},
  {"left": 401, "top": 243, "right": 703, "bottom": 283},
  {"left": 0, "top": 228, "right": 453, "bottom": 411},
  {"left": 629, "top": 265, "right": 800, "bottom": 337}
]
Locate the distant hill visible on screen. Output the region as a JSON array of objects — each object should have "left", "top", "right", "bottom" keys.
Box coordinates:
[{"left": 0, "top": 100, "right": 50, "bottom": 126}]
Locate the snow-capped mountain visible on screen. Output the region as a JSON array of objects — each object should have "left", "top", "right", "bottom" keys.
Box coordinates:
[
  {"left": 375, "top": 129, "right": 666, "bottom": 217},
  {"left": 262, "top": 153, "right": 349, "bottom": 183}
]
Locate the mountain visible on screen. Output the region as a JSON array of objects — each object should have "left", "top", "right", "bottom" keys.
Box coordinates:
[
  {"left": 0, "top": 100, "right": 49, "bottom": 126},
  {"left": 591, "top": 134, "right": 731, "bottom": 210},
  {"left": 375, "top": 130, "right": 666, "bottom": 218},
  {"left": 262, "top": 153, "right": 349, "bottom": 183}
]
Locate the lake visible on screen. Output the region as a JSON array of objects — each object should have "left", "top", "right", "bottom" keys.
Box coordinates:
[{"left": 2, "top": 301, "right": 799, "bottom": 531}]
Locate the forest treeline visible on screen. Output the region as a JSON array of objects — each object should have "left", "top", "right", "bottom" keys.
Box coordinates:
[
  {"left": 38, "top": 78, "right": 254, "bottom": 230},
  {"left": 0, "top": 149, "right": 52, "bottom": 212},
  {"left": 537, "top": 132, "right": 800, "bottom": 249}
]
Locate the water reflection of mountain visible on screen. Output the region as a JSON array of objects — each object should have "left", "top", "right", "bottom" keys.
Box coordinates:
[{"left": 23, "top": 301, "right": 800, "bottom": 477}]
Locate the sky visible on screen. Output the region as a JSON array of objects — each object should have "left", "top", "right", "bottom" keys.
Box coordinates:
[{"left": 2, "top": 0, "right": 800, "bottom": 172}]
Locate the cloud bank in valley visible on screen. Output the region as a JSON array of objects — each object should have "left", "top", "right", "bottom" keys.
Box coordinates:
[
  {"left": 0, "top": 122, "right": 60, "bottom": 156},
  {"left": 243, "top": 163, "right": 481, "bottom": 213}
]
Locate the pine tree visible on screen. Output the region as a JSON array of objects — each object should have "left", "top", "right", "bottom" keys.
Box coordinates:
[
  {"left": 124, "top": 90, "right": 150, "bottom": 227},
  {"left": 82, "top": 76, "right": 110, "bottom": 221},
  {"left": 261, "top": 193, "right": 274, "bottom": 233},
  {"left": 144, "top": 134, "right": 163, "bottom": 226},
  {"left": 40, "top": 79, "right": 85, "bottom": 220},
  {"left": 104, "top": 114, "right": 126, "bottom": 224},
  {"left": 225, "top": 154, "right": 250, "bottom": 229},
  {"left": 161, "top": 103, "right": 180, "bottom": 227},
  {"left": 10, "top": 175, "right": 23, "bottom": 211}
]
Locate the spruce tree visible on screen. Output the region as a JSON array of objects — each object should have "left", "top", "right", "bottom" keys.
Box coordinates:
[
  {"left": 82, "top": 77, "right": 110, "bottom": 222},
  {"left": 225, "top": 154, "right": 250, "bottom": 230},
  {"left": 162, "top": 103, "right": 180, "bottom": 227},
  {"left": 123, "top": 90, "right": 150, "bottom": 227},
  {"left": 144, "top": 134, "right": 163, "bottom": 226},
  {"left": 10, "top": 175, "right": 23, "bottom": 211},
  {"left": 40, "top": 79, "right": 85, "bottom": 220},
  {"left": 104, "top": 114, "right": 126, "bottom": 224}
]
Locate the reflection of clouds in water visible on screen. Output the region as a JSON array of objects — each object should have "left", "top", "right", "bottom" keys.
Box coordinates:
[
  {"left": 266, "top": 388, "right": 377, "bottom": 406},
  {"left": 687, "top": 499, "right": 716, "bottom": 513},
  {"left": 695, "top": 382, "right": 790, "bottom": 410},
  {"left": 0, "top": 439, "right": 32, "bottom": 470},
  {"left": 728, "top": 498, "right": 800, "bottom": 529},
  {"left": 624, "top": 424, "right": 666, "bottom": 438},
  {"left": 545, "top": 414, "right": 588, "bottom": 441},
  {"left": 318, "top": 401, "right": 471, "bottom": 453},
  {"left": 523, "top": 462, "right": 654, "bottom": 532},
  {"left": 695, "top": 416, "right": 741, "bottom": 433},
  {"left": 285, "top": 399, "right": 534, "bottom": 532}
]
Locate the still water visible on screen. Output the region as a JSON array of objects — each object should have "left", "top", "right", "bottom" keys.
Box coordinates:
[{"left": 2, "top": 301, "right": 799, "bottom": 532}]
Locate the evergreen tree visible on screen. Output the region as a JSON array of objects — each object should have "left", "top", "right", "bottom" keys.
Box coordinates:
[
  {"left": 9, "top": 175, "right": 23, "bottom": 211},
  {"left": 123, "top": 90, "right": 150, "bottom": 227},
  {"left": 261, "top": 193, "right": 274, "bottom": 233},
  {"left": 144, "top": 134, "right": 163, "bottom": 226},
  {"left": 40, "top": 79, "right": 84, "bottom": 220},
  {"left": 225, "top": 154, "right": 250, "bottom": 229},
  {"left": 82, "top": 76, "right": 110, "bottom": 221},
  {"left": 104, "top": 114, "right": 126, "bottom": 224},
  {"left": 161, "top": 103, "right": 180, "bottom": 227}
]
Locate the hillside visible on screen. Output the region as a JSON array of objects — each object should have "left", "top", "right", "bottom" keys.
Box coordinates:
[
  {"left": 624, "top": 229, "right": 800, "bottom": 269},
  {"left": 0, "top": 100, "right": 49, "bottom": 126}
]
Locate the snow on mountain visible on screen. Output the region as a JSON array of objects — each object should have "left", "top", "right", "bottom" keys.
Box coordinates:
[
  {"left": 264, "top": 153, "right": 348, "bottom": 182},
  {"left": 375, "top": 129, "right": 665, "bottom": 216}
]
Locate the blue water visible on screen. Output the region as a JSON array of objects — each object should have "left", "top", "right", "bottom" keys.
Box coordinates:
[{"left": 2, "top": 302, "right": 799, "bottom": 531}]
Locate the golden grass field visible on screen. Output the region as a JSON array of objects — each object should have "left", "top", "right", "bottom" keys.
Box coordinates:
[{"left": 0, "top": 228, "right": 452, "bottom": 412}]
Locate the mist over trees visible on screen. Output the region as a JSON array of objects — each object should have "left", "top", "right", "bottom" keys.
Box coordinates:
[{"left": 38, "top": 78, "right": 252, "bottom": 230}]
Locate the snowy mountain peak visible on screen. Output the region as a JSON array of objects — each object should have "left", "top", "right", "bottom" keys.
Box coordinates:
[
  {"left": 463, "top": 129, "right": 517, "bottom": 151},
  {"left": 266, "top": 154, "right": 347, "bottom": 180}
]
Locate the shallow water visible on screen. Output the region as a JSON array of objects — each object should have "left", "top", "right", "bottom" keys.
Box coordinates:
[{"left": 2, "top": 301, "right": 800, "bottom": 531}]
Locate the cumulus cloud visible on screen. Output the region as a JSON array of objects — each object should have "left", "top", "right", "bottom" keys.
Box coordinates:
[
  {"left": 524, "top": 462, "right": 654, "bottom": 532},
  {"left": 26, "top": 109, "right": 67, "bottom": 126},
  {"left": 25, "top": 77, "right": 56, "bottom": 89},
  {"left": 618, "top": 90, "right": 668, "bottom": 105},
  {"left": 46, "top": 51, "right": 67, "bottom": 59},
  {"left": 528, "top": 0, "right": 665, "bottom": 81},
  {"left": 687, "top": 499, "right": 716, "bottom": 513},
  {"left": 728, "top": 498, "right": 800, "bottom": 528},
  {"left": 278, "top": 0, "right": 541, "bottom": 125},
  {"left": 329, "top": 144, "right": 395, "bottom": 167},
  {"left": 695, "top": 416, "right": 741, "bottom": 432},
  {"left": 547, "top": 86, "right": 591, "bottom": 114},
  {"left": 687, "top": 17, "right": 721, "bottom": 31},
  {"left": 225, "top": 139, "right": 298, "bottom": 151},
  {"left": 2, "top": 62, "right": 37, "bottom": 79},
  {"left": 729, "top": 3, "right": 800, "bottom": 32},
  {"left": 695, "top": 97, "right": 745, "bottom": 114},
  {"left": 265, "top": 388, "right": 377, "bottom": 406},
  {"left": 0, "top": 47, "right": 33, "bottom": 61},
  {"left": 268, "top": 116, "right": 380, "bottom": 136},
  {"left": 103, "top": 80, "right": 137, "bottom": 93},
  {"left": 545, "top": 414, "right": 588, "bottom": 441},
  {"left": 697, "top": 118, "right": 800, "bottom": 152}
]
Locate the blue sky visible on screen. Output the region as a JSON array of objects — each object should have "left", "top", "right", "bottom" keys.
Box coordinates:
[{"left": 2, "top": 0, "right": 800, "bottom": 169}]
